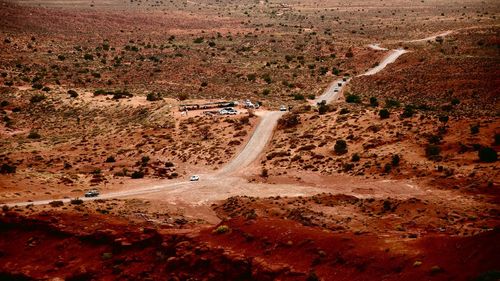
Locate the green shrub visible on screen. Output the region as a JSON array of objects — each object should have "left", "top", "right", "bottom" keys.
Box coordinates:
[
  {"left": 213, "top": 225, "right": 230, "bottom": 234},
  {"left": 83, "top": 53, "right": 94, "bottom": 60},
  {"left": 369, "top": 97, "right": 379, "bottom": 107},
  {"left": 193, "top": 37, "right": 204, "bottom": 43}
]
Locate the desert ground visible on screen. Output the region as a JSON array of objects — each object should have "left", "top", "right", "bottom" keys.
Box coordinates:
[{"left": 0, "top": 0, "right": 499, "bottom": 280}]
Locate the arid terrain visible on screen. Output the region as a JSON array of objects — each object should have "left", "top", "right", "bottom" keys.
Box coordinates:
[{"left": 0, "top": 0, "right": 499, "bottom": 280}]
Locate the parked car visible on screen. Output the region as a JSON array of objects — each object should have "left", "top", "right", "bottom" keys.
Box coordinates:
[
  {"left": 219, "top": 107, "right": 237, "bottom": 115},
  {"left": 84, "top": 189, "right": 99, "bottom": 197},
  {"left": 279, "top": 105, "right": 287, "bottom": 111},
  {"left": 190, "top": 175, "right": 200, "bottom": 181}
]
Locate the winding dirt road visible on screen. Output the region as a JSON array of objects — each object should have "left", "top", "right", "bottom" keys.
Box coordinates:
[{"left": 6, "top": 31, "right": 456, "bottom": 208}]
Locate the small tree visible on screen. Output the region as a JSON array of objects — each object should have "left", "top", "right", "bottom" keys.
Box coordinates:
[{"left": 334, "top": 139, "right": 348, "bottom": 155}]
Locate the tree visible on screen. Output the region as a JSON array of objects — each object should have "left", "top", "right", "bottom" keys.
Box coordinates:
[
  {"left": 478, "top": 147, "right": 497, "bottom": 163},
  {"left": 379, "top": 109, "right": 390, "bottom": 119},
  {"left": 334, "top": 139, "right": 348, "bottom": 155}
]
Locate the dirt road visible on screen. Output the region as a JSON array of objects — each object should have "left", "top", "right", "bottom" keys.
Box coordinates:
[
  {"left": 215, "top": 111, "right": 284, "bottom": 176},
  {"left": 6, "top": 31, "right": 456, "bottom": 208}
]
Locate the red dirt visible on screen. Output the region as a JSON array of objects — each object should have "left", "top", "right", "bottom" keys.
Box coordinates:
[{"left": 1, "top": 211, "right": 498, "bottom": 281}]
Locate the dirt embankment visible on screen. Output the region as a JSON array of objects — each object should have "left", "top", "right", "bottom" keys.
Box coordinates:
[{"left": 1, "top": 210, "right": 499, "bottom": 281}]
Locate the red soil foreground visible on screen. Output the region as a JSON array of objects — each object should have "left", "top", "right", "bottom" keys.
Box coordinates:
[{"left": 0, "top": 211, "right": 498, "bottom": 281}]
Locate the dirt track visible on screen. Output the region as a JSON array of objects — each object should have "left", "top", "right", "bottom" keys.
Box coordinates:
[{"left": 5, "top": 31, "right": 456, "bottom": 208}]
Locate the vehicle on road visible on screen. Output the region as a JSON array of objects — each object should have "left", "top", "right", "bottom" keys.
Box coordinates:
[
  {"left": 84, "top": 189, "right": 99, "bottom": 197},
  {"left": 279, "top": 105, "right": 287, "bottom": 111},
  {"left": 219, "top": 107, "right": 237, "bottom": 115},
  {"left": 190, "top": 175, "right": 200, "bottom": 181}
]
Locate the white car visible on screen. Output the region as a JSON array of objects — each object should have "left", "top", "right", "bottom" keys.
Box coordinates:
[
  {"left": 84, "top": 189, "right": 99, "bottom": 197},
  {"left": 190, "top": 175, "right": 200, "bottom": 181},
  {"left": 279, "top": 105, "right": 287, "bottom": 111},
  {"left": 219, "top": 108, "right": 237, "bottom": 115}
]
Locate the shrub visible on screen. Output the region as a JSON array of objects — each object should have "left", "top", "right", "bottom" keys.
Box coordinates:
[
  {"left": 49, "top": 200, "right": 64, "bottom": 207},
  {"left": 201, "top": 81, "right": 208, "bottom": 87},
  {"left": 495, "top": 134, "right": 500, "bottom": 146},
  {"left": 384, "top": 163, "right": 392, "bottom": 173},
  {"left": 451, "top": 98, "right": 460, "bottom": 105},
  {"left": 345, "top": 94, "right": 361, "bottom": 103},
  {"left": 392, "top": 154, "right": 401, "bottom": 166},
  {"left": 339, "top": 108, "right": 349, "bottom": 115},
  {"left": 379, "top": 109, "right": 390, "bottom": 119},
  {"left": 334, "top": 139, "right": 348, "bottom": 155},
  {"left": 83, "top": 53, "right": 94, "bottom": 60},
  {"left": 400, "top": 105, "right": 415, "bottom": 118},
  {"left": 105, "top": 156, "right": 116, "bottom": 163},
  {"left": 131, "top": 170, "right": 144, "bottom": 179},
  {"left": 247, "top": 73, "right": 256, "bottom": 81},
  {"left": 478, "top": 147, "right": 497, "bottom": 163},
  {"left": 470, "top": 124, "right": 480, "bottom": 135},
  {"left": 178, "top": 93, "right": 189, "bottom": 101},
  {"left": 30, "top": 94, "right": 46, "bottom": 103},
  {"left": 293, "top": 93, "right": 305, "bottom": 100},
  {"left": 146, "top": 92, "right": 162, "bottom": 101},
  {"left": 262, "top": 74, "right": 272, "bottom": 84},
  {"left": 261, "top": 168, "right": 268, "bottom": 178},
  {"left": 32, "top": 83, "right": 43, "bottom": 90},
  {"left": 0, "top": 163, "right": 16, "bottom": 174},
  {"left": 57, "top": 55, "right": 66, "bottom": 61},
  {"left": 193, "top": 37, "right": 204, "bottom": 43},
  {"left": 27, "top": 130, "right": 41, "bottom": 139},
  {"left": 262, "top": 89, "right": 270, "bottom": 96},
  {"left": 369, "top": 97, "right": 379, "bottom": 107},
  {"left": 385, "top": 99, "right": 400, "bottom": 108},
  {"left": 438, "top": 115, "right": 449, "bottom": 123},
  {"left": 70, "top": 198, "right": 84, "bottom": 205},
  {"left": 425, "top": 144, "right": 441, "bottom": 159},
  {"left": 68, "top": 90, "right": 78, "bottom": 98},
  {"left": 351, "top": 153, "right": 360, "bottom": 162},
  {"left": 318, "top": 103, "right": 328, "bottom": 115},
  {"left": 213, "top": 225, "right": 230, "bottom": 234}
]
